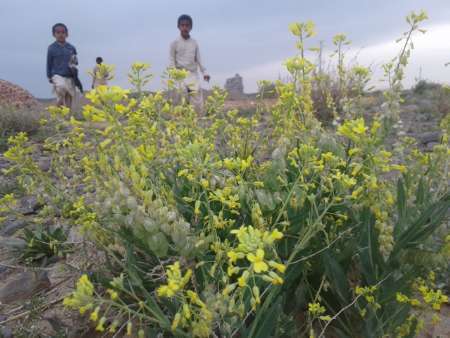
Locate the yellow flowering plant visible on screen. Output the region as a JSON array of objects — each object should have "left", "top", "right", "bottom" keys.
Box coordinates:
[{"left": 2, "top": 10, "right": 449, "bottom": 338}]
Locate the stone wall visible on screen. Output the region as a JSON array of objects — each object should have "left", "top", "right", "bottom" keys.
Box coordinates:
[{"left": 225, "top": 74, "right": 245, "bottom": 100}]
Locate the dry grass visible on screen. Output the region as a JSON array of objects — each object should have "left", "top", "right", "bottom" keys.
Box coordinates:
[{"left": 0, "top": 105, "right": 41, "bottom": 136}]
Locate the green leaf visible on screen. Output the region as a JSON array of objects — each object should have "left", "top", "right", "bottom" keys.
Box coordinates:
[
  {"left": 247, "top": 297, "right": 282, "bottom": 338},
  {"left": 391, "top": 193, "right": 450, "bottom": 257},
  {"left": 416, "top": 178, "right": 425, "bottom": 206},
  {"left": 395, "top": 178, "right": 407, "bottom": 237},
  {"left": 358, "top": 208, "right": 384, "bottom": 284},
  {"left": 323, "top": 251, "right": 350, "bottom": 303}
]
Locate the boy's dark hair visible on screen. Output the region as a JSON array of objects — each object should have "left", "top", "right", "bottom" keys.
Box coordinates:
[
  {"left": 177, "top": 14, "right": 193, "bottom": 27},
  {"left": 52, "top": 23, "right": 68, "bottom": 34},
  {"left": 96, "top": 57, "right": 103, "bottom": 64}
]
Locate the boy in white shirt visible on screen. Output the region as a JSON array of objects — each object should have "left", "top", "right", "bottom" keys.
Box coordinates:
[{"left": 169, "top": 14, "right": 210, "bottom": 113}]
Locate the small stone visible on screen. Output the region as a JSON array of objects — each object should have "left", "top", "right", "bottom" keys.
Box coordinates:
[
  {"left": 38, "top": 157, "right": 51, "bottom": 172},
  {"left": 75, "top": 184, "right": 85, "bottom": 194},
  {"left": 0, "top": 271, "right": 51, "bottom": 304},
  {"left": 0, "top": 157, "right": 11, "bottom": 170},
  {"left": 1, "top": 219, "right": 27, "bottom": 236},
  {"left": 47, "top": 262, "right": 68, "bottom": 286},
  {"left": 67, "top": 227, "right": 83, "bottom": 243},
  {"left": 0, "top": 177, "right": 16, "bottom": 195},
  {"left": 18, "top": 196, "right": 41, "bottom": 215},
  {"left": 63, "top": 169, "right": 74, "bottom": 179}
]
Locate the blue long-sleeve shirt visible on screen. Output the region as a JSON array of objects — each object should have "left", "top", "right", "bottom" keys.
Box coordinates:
[{"left": 46, "top": 41, "right": 77, "bottom": 79}]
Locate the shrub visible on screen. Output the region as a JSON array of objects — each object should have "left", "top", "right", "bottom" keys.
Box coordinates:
[
  {"left": 3, "top": 10, "right": 449, "bottom": 338},
  {"left": 258, "top": 80, "right": 278, "bottom": 99},
  {"left": 413, "top": 80, "right": 441, "bottom": 95},
  {"left": 0, "top": 105, "right": 42, "bottom": 150},
  {"left": 19, "top": 226, "right": 69, "bottom": 264}
]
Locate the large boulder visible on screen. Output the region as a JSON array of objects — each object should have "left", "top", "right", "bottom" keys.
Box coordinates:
[
  {"left": 0, "top": 79, "right": 42, "bottom": 109},
  {"left": 225, "top": 74, "right": 245, "bottom": 100}
]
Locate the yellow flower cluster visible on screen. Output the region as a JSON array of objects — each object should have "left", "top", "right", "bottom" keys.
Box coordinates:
[
  {"left": 170, "top": 290, "right": 213, "bottom": 337},
  {"left": 157, "top": 262, "right": 193, "bottom": 298},
  {"left": 417, "top": 283, "right": 448, "bottom": 311},
  {"left": 308, "top": 302, "right": 331, "bottom": 321},
  {"left": 63, "top": 274, "right": 94, "bottom": 313},
  {"left": 227, "top": 226, "right": 285, "bottom": 288},
  {"left": 355, "top": 285, "right": 381, "bottom": 310},
  {"left": 337, "top": 118, "right": 368, "bottom": 143}
]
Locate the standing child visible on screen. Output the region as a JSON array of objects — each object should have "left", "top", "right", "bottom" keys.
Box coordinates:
[
  {"left": 46, "top": 23, "right": 79, "bottom": 109},
  {"left": 169, "top": 14, "right": 210, "bottom": 113},
  {"left": 91, "top": 57, "right": 109, "bottom": 88}
]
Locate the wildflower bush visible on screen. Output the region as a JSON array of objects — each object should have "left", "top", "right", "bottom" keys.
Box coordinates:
[{"left": 3, "top": 11, "right": 449, "bottom": 338}]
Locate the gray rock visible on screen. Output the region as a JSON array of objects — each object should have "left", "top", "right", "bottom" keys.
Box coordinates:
[
  {"left": 426, "top": 142, "right": 439, "bottom": 152},
  {"left": 401, "top": 104, "right": 419, "bottom": 114},
  {"left": 38, "top": 157, "right": 51, "bottom": 172},
  {"left": 0, "top": 271, "right": 51, "bottom": 304},
  {"left": 225, "top": 74, "right": 245, "bottom": 100},
  {"left": 44, "top": 316, "right": 67, "bottom": 336},
  {"left": 75, "top": 184, "right": 85, "bottom": 195},
  {"left": 418, "top": 131, "right": 441, "bottom": 145},
  {"left": 0, "top": 177, "right": 16, "bottom": 195},
  {"left": 0, "top": 235, "right": 27, "bottom": 250},
  {"left": 0, "top": 156, "right": 11, "bottom": 170},
  {"left": 63, "top": 169, "right": 74, "bottom": 179},
  {"left": 18, "top": 196, "right": 41, "bottom": 215},
  {"left": 67, "top": 227, "right": 83, "bottom": 243},
  {"left": 1, "top": 219, "right": 27, "bottom": 236},
  {"left": 0, "top": 326, "right": 13, "bottom": 338}
]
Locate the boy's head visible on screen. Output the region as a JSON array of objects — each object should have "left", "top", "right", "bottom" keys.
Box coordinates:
[
  {"left": 52, "top": 23, "right": 68, "bottom": 43},
  {"left": 96, "top": 57, "right": 103, "bottom": 64},
  {"left": 177, "top": 14, "right": 192, "bottom": 39}
]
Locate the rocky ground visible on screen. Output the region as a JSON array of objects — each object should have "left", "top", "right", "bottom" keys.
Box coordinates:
[{"left": 0, "top": 81, "right": 449, "bottom": 337}]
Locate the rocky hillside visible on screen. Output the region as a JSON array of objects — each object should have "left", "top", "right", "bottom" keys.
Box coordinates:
[{"left": 0, "top": 80, "right": 42, "bottom": 110}]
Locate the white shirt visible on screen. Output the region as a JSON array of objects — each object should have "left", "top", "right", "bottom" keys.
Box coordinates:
[{"left": 169, "top": 36, "right": 207, "bottom": 75}]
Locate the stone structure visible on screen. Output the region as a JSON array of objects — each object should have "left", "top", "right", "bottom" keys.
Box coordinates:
[{"left": 225, "top": 74, "right": 245, "bottom": 100}]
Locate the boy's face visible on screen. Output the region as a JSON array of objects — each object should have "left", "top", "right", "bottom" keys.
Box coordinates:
[
  {"left": 178, "top": 20, "right": 191, "bottom": 38},
  {"left": 53, "top": 26, "right": 67, "bottom": 43}
]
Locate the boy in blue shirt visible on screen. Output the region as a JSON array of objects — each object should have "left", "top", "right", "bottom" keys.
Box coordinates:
[{"left": 46, "top": 23, "right": 79, "bottom": 108}]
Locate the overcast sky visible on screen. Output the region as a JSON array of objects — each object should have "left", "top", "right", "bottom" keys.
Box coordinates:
[{"left": 0, "top": 0, "right": 449, "bottom": 98}]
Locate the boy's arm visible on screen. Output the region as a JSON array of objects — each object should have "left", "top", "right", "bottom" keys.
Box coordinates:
[
  {"left": 169, "top": 41, "right": 176, "bottom": 68},
  {"left": 46, "top": 47, "right": 53, "bottom": 82},
  {"left": 195, "top": 43, "right": 210, "bottom": 81}
]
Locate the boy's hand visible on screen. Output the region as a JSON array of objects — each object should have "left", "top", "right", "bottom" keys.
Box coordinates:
[{"left": 203, "top": 74, "right": 211, "bottom": 82}]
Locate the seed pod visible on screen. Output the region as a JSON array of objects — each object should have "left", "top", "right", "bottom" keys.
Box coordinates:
[{"left": 126, "top": 196, "right": 137, "bottom": 209}]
